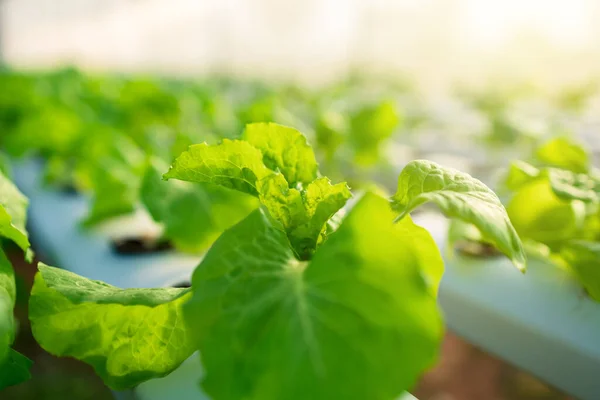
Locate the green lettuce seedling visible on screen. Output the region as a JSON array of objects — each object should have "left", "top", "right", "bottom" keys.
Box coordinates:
[
  {"left": 29, "top": 123, "right": 524, "bottom": 398},
  {"left": 164, "top": 123, "right": 351, "bottom": 260},
  {"left": 503, "top": 137, "right": 600, "bottom": 300},
  {"left": 166, "top": 122, "right": 524, "bottom": 399}
]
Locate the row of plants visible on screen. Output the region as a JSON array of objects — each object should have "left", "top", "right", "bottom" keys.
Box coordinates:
[
  {"left": 455, "top": 79, "right": 598, "bottom": 147},
  {"left": 2, "top": 67, "right": 596, "bottom": 212},
  {"left": 1, "top": 119, "right": 528, "bottom": 398},
  {"left": 0, "top": 67, "right": 412, "bottom": 194},
  {"left": 0, "top": 68, "right": 417, "bottom": 255},
  {"left": 1, "top": 66, "right": 598, "bottom": 398}
]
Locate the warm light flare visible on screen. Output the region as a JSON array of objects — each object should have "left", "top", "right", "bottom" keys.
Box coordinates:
[{"left": 460, "top": 0, "right": 592, "bottom": 48}]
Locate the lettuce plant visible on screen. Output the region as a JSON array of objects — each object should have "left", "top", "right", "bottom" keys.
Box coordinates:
[
  {"left": 0, "top": 170, "right": 33, "bottom": 388},
  {"left": 503, "top": 137, "right": 600, "bottom": 300},
  {"left": 27, "top": 123, "right": 524, "bottom": 398}
]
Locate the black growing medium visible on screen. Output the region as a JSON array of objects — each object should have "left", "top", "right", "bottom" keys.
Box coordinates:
[
  {"left": 111, "top": 237, "right": 174, "bottom": 255},
  {"left": 171, "top": 281, "right": 191, "bottom": 288},
  {"left": 57, "top": 184, "right": 79, "bottom": 197}
]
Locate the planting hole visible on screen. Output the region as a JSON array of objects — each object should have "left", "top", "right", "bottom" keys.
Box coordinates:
[
  {"left": 112, "top": 237, "right": 173, "bottom": 255},
  {"left": 58, "top": 184, "right": 79, "bottom": 196},
  {"left": 171, "top": 281, "right": 191, "bottom": 288}
]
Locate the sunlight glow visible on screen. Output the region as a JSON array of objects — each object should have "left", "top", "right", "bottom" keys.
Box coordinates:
[{"left": 460, "top": 0, "right": 592, "bottom": 48}]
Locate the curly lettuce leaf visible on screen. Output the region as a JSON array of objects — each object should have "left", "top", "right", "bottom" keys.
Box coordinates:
[
  {"left": 243, "top": 122, "right": 318, "bottom": 186},
  {"left": 392, "top": 160, "right": 526, "bottom": 271},
  {"left": 166, "top": 127, "right": 351, "bottom": 258},
  {"left": 164, "top": 139, "right": 269, "bottom": 195},
  {"left": 184, "top": 192, "right": 442, "bottom": 400},
  {"left": 299, "top": 177, "right": 352, "bottom": 243},
  {"left": 257, "top": 174, "right": 351, "bottom": 259},
  {"left": 141, "top": 158, "right": 258, "bottom": 253},
  {"left": 29, "top": 265, "right": 195, "bottom": 390}
]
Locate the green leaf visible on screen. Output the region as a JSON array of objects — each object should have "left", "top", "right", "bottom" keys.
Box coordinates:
[
  {"left": 0, "top": 170, "right": 30, "bottom": 252},
  {"left": 396, "top": 215, "right": 444, "bottom": 295},
  {"left": 0, "top": 249, "right": 32, "bottom": 389},
  {"left": 140, "top": 158, "right": 176, "bottom": 223},
  {"left": 184, "top": 192, "right": 442, "bottom": 400},
  {"left": 0, "top": 153, "right": 12, "bottom": 177},
  {"left": 561, "top": 240, "right": 600, "bottom": 301},
  {"left": 83, "top": 160, "right": 141, "bottom": 226},
  {"left": 164, "top": 139, "right": 270, "bottom": 195},
  {"left": 81, "top": 134, "right": 146, "bottom": 226},
  {"left": 0, "top": 349, "right": 33, "bottom": 388},
  {"left": 507, "top": 179, "right": 587, "bottom": 247},
  {"left": 504, "top": 161, "right": 600, "bottom": 203},
  {"left": 73, "top": 128, "right": 145, "bottom": 190},
  {"left": 257, "top": 174, "right": 351, "bottom": 259},
  {"left": 535, "top": 137, "right": 589, "bottom": 173},
  {"left": 521, "top": 239, "right": 571, "bottom": 270},
  {"left": 545, "top": 168, "right": 600, "bottom": 203},
  {"left": 292, "top": 177, "right": 352, "bottom": 250},
  {"left": 315, "top": 110, "right": 347, "bottom": 161},
  {"left": 243, "top": 122, "right": 318, "bottom": 186},
  {"left": 141, "top": 158, "right": 258, "bottom": 253},
  {"left": 392, "top": 160, "right": 526, "bottom": 271},
  {"left": 0, "top": 172, "right": 32, "bottom": 388},
  {"left": 166, "top": 130, "right": 350, "bottom": 258},
  {"left": 11, "top": 105, "right": 83, "bottom": 156},
  {"left": 349, "top": 100, "right": 401, "bottom": 165},
  {"left": 256, "top": 173, "right": 305, "bottom": 233},
  {"left": 29, "top": 264, "right": 196, "bottom": 390},
  {"left": 504, "top": 161, "right": 540, "bottom": 191},
  {"left": 118, "top": 79, "right": 180, "bottom": 132},
  {"left": 0, "top": 249, "right": 16, "bottom": 364}
]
